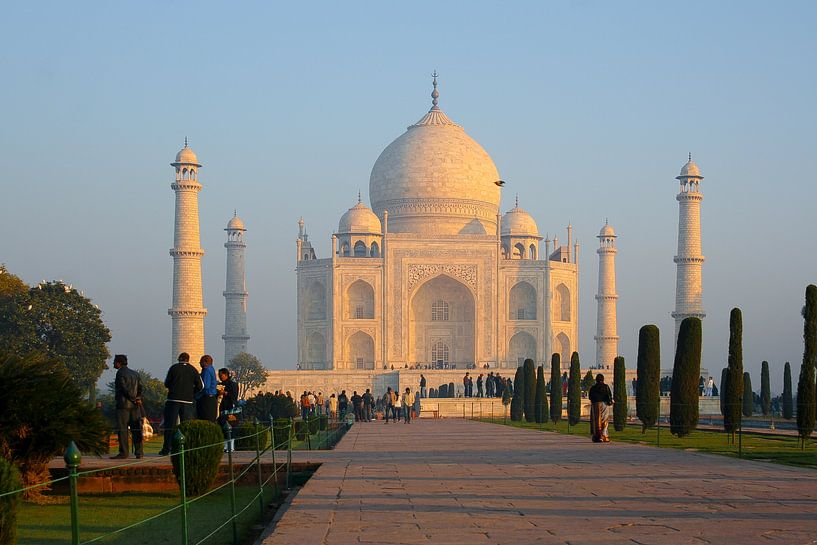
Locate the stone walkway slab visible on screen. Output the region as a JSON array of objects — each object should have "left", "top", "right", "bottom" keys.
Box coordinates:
[{"left": 263, "top": 419, "right": 817, "bottom": 545}]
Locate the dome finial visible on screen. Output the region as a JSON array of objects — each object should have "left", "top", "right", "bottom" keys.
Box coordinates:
[
  {"left": 358, "top": 190, "right": 362, "bottom": 203},
  {"left": 184, "top": 136, "right": 188, "bottom": 148},
  {"left": 431, "top": 70, "right": 440, "bottom": 110},
  {"left": 688, "top": 152, "right": 692, "bottom": 162},
  {"left": 234, "top": 209, "right": 237, "bottom": 218},
  {"left": 515, "top": 193, "right": 519, "bottom": 208}
]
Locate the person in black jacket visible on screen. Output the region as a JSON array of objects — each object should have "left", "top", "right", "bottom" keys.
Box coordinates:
[
  {"left": 111, "top": 354, "right": 144, "bottom": 459},
  {"left": 217, "top": 368, "right": 239, "bottom": 451},
  {"left": 159, "top": 352, "right": 203, "bottom": 456}
]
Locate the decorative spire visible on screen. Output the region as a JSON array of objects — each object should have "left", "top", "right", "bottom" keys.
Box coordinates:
[
  {"left": 184, "top": 136, "right": 188, "bottom": 148},
  {"left": 234, "top": 209, "right": 237, "bottom": 218},
  {"left": 431, "top": 70, "right": 439, "bottom": 110},
  {"left": 357, "top": 190, "right": 362, "bottom": 204},
  {"left": 689, "top": 152, "right": 692, "bottom": 162},
  {"left": 515, "top": 193, "right": 519, "bottom": 208}
]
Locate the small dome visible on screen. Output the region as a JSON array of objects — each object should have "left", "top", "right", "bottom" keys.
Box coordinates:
[
  {"left": 227, "top": 215, "right": 245, "bottom": 231},
  {"left": 678, "top": 157, "right": 701, "bottom": 178},
  {"left": 599, "top": 223, "right": 615, "bottom": 237},
  {"left": 501, "top": 205, "right": 539, "bottom": 237},
  {"left": 338, "top": 201, "right": 382, "bottom": 234},
  {"left": 173, "top": 143, "right": 200, "bottom": 166}
]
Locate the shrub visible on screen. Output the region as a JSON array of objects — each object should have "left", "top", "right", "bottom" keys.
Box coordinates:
[
  {"left": 308, "top": 415, "right": 319, "bottom": 435},
  {"left": 636, "top": 325, "right": 660, "bottom": 432},
  {"left": 613, "top": 356, "right": 627, "bottom": 432},
  {"left": 0, "top": 351, "right": 108, "bottom": 501},
  {"left": 0, "top": 457, "right": 21, "bottom": 545},
  {"left": 510, "top": 367, "right": 524, "bottom": 421},
  {"left": 760, "top": 361, "right": 771, "bottom": 416},
  {"left": 797, "top": 285, "right": 817, "bottom": 446},
  {"left": 719, "top": 367, "right": 728, "bottom": 416},
  {"left": 294, "top": 420, "right": 308, "bottom": 440},
  {"left": 782, "top": 362, "right": 793, "bottom": 419},
  {"left": 549, "top": 354, "right": 562, "bottom": 424},
  {"left": 171, "top": 420, "right": 224, "bottom": 497},
  {"left": 742, "top": 372, "right": 754, "bottom": 417},
  {"left": 534, "top": 366, "right": 547, "bottom": 423},
  {"left": 523, "top": 359, "right": 536, "bottom": 422},
  {"left": 581, "top": 370, "right": 594, "bottom": 394},
  {"left": 568, "top": 352, "right": 581, "bottom": 425},
  {"left": 319, "top": 414, "right": 328, "bottom": 431},
  {"left": 272, "top": 418, "right": 292, "bottom": 449},
  {"left": 724, "top": 308, "right": 743, "bottom": 436},
  {"left": 242, "top": 392, "right": 297, "bottom": 422},
  {"left": 670, "top": 317, "right": 702, "bottom": 438},
  {"left": 234, "top": 421, "right": 271, "bottom": 451},
  {"left": 448, "top": 382, "right": 455, "bottom": 398}
]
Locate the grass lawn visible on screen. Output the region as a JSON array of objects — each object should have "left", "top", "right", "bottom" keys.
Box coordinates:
[
  {"left": 479, "top": 417, "right": 817, "bottom": 469},
  {"left": 18, "top": 484, "right": 280, "bottom": 545}
]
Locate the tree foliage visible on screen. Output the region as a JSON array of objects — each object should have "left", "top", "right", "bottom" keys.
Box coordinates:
[
  {"left": 635, "top": 325, "right": 660, "bottom": 432},
  {"left": 782, "top": 362, "right": 793, "bottom": 419},
  {"left": 670, "top": 317, "right": 702, "bottom": 438},
  {"left": 742, "top": 372, "right": 753, "bottom": 417},
  {"left": 719, "top": 368, "right": 728, "bottom": 416},
  {"left": 523, "top": 359, "right": 536, "bottom": 422},
  {"left": 170, "top": 420, "right": 223, "bottom": 497},
  {"left": 613, "top": 356, "right": 627, "bottom": 432},
  {"left": 0, "top": 351, "right": 109, "bottom": 501},
  {"left": 568, "top": 352, "right": 581, "bottom": 425},
  {"left": 797, "top": 285, "right": 817, "bottom": 445},
  {"left": 581, "top": 369, "right": 594, "bottom": 394},
  {"left": 549, "top": 353, "right": 562, "bottom": 424},
  {"left": 534, "top": 365, "right": 547, "bottom": 423},
  {"left": 724, "top": 308, "right": 744, "bottom": 436},
  {"left": 229, "top": 352, "right": 269, "bottom": 400},
  {"left": 760, "top": 361, "right": 771, "bottom": 416},
  {"left": 242, "top": 391, "right": 298, "bottom": 422},
  {"left": 510, "top": 366, "right": 524, "bottom": 421},
  {"left": 0, "top": 457, "right": 21, "bottom": 545}
]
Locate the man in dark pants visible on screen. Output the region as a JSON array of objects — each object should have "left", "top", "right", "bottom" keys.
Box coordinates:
[
  {"left": 111, "top": 354, "right": 144, "bottom": 459},
  {"left": 362, "top": 389, "right": 373, "bottom": 422},
  {"left": 195, "top": 354, "right": 218, "bottom": 422},
  {"left": 159, "top": 352, "right": 203, "bottom": 456}
]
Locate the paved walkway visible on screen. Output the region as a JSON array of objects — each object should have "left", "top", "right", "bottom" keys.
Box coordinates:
[{"left": 263, "top": 419, "right": 817, "bottom": 545}]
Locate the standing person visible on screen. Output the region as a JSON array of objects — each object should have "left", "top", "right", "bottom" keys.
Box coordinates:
[
  {"left": 329, "top": 393, "right": 338, "bottom": 421},
  {"left": 589, "top": 374, "right": 614, "bottom": 443},
  {"left": 419, "top": 374, "right": 427, "bottom": 398},
  {"left": 111, "top": 354, "right": 144, "bottom": 459},
  {"left": 316, "top": 392, "right": 325, "bottom": 416},
  {"left": 307, "top": 391, "right": 316, "bottom": 416},
  {"left": 195, "top": 355, "right": 218, "bottom": 422},
  {"left": 487, "top": 372, "right": 495, "bottom": 397},
  {"left": 393, "top": 389, "right": 402, "bottom": 422},
  {"left": 705, "top": 376, "right": 715, "bottom": 397},
  {"left": 217, "top": 368, "right": 239, "bottom": 452},
  {"left": 463, "top": 373, "right": 470, "bottom": 398},
  {"left": 477, "top": 374, "right": 484, "bottom": 398},
  {"left": 363, "top": 389, "right": 373, "bottom": 422},
  {"left": 413, "top": 389, "right": 421, "bottom": 421},
  {"left": 351, "top": 391, "right": 363, "bottom": 422},
  {"left": 159, "top": 353, "right": 203, "bottom": 456},
  {"left": 338, "top": 390, "right": 349, "bottom": 420},
  {"left": 383, "top": 387, "right": 396, "bottom": 423},
  {"left": 300, "top": 391, "right": 311, "bottom": 421},
  {"left": 402, "top": 388, "right": 414, "bottom": 423}
]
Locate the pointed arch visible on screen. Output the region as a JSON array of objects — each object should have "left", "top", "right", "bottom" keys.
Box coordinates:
[
  {"left": 508, "top": 331, "right": 536, "bottom": 367},
  {"left": 353, "top": 240, "right": 367, "bottom": 257},
  {"left": 346, "top": 279, "right": 374, "bottom": 319},
  {"left": 553, "top": 283, "right": 571, "bottom": 321},
  {"left": 346, "top": 331, "right": 374, "bottom": 370},
  {"left": 529, "top": 244, "right": 537, "bottom": 260},
  {"left": 509, "top": 281, "right": 536, "bottom": 320},
  {"left": 555, "top": 332, "right": 570, "bottom": 366},
  {"left": 306, "top": 331, "right": 326, "bottom": 370},
  {"left": 513, "top": 243, "right": 525, "bottom": 259},
  {"left": 370, "top": 241, "right": 380, "bottom": 257},
  {"left": 306, "top": 281, "right": 326, "bottom": 320}
]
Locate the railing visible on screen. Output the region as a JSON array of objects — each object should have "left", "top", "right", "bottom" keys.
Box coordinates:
[{"left": 2, "top": 413, "right": 351, "bottom": 545}]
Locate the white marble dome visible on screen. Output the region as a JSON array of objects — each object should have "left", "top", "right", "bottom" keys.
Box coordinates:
[
  {"left": 501, "top": 205, "right": 539, "bottom": 237},
  {"left": 369, "top": 88, "right": 501, "bottom": 235},
  {"left": 227, "top": 215, "right": 245, "bottom": 231},
  {"left": 174, "top": 144, "right": 200, "bottom": 166},
  {"left": 338, "top": 201, "right": 382, "bottom": 234},
  {"left": 599, "top": 223, "right": 615, "bottom": 237},
  {"left": 678, "top": 157, "right": 701, "bottom": 178}
]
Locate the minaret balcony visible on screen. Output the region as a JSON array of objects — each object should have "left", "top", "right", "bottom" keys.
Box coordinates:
[{"left": 673, "top": 256, "right": 705, "bottom": 264}]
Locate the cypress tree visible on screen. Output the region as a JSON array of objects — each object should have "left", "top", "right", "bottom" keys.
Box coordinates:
[
  {"left": 568, "top": 352, "right": 581, "bottom": 425},
  {"left": 613, "top": 356, "right": 627, "bottom": 431},
  {"left": 782, "top": 362, "right": 793, "bottom": 419},
  {"left": 635, "top": 325, "right": 660, "bottom": 432},
  {"left": 742, "top": 372, "right": 753, "bottom": 417},
  {"left": 534, "top": 366, "right": 547, "bottom": 423},
  {"left": 670, "top": 317, "right": 702, "bottom": 438},
  {"left": 760, "top": 361, "right": 771, "bottom": 416},
  {"left": 719, "top": 367, "right": 728, "bottom": 416},
  {"left": 724, "top": 308, "right": 744, "bottom": 437},
  {"left": 796, "top": 284, "right": 817, "bottom": 446},
  {"left": 510, "top": 366, "right": 524, "bottom": 421},
  {"left": 523, "top": 359, "right": 536, "bottom": 422},
  {"left": 549, "top": 353, "right": 562, "bottom": 423}
]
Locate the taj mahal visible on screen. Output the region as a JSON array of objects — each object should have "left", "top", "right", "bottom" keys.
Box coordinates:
[{"left": 166, "top": 75, "right": 706, "bottom": 396}]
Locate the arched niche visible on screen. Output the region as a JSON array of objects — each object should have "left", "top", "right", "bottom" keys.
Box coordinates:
[
  {"left": 306, "top": 282, "right": 326, "bottom": 320},
  {"left": 346, "top": 279, "right": 375, "bottom": 319},
  {"left": 307, "top": 331, "right": 326, "bottom": 370},
  {"left": 555, "top": 332, "right": 570, "bottom": 367},
  {"left": 508, "top": 331, "right": 536, "bottom": 367},
  {"left": 346, "top": 331, "right": 374, "bottom": 370},
  {"left": 509, "top": 281, "right": 536, "bottom": 320},
  {"left": 553, "top": 283, "right": 571, "bottom": 321}
]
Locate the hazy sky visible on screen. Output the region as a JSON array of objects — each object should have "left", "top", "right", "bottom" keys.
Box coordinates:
[{"left": 1, "top": 1, "right": 815, "bottom": 393}]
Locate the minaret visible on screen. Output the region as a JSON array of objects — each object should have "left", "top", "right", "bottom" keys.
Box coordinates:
[
  {"left": 168, "top": 140, "right": 207, "bottom": 363},
  {"left": 223, "top": 212, "right": 249, "bottom": 365},
  {"left": 595, "top": 220, "right": 619, "bottom": 367},
  {"left": 672, "top": 154, "right": 706, "bottom": 342}
]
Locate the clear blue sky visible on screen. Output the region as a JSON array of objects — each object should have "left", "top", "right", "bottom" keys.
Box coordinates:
[{"left": 1, "top": 1, "right": 815, "bottom": 393}]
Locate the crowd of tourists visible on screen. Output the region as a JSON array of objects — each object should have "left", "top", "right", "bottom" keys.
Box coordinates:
[
  {"left": 295, "top": 387, "right": 421, "bottom": 423},
  {"left": 457, "top": 372, "right": 513, "bottom": 398}
]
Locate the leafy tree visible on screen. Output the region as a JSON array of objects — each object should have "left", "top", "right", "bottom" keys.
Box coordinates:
[
  {"left": 724, "top": 308, "right": 744, "bottom": 438},
  {"left": 670, "top": 317, "right": 702, "bottom": 438},
  {"left": 534, "top": 365, "right": 547, "bottom": 423},
  {"left": 0, "top": 457, "right": 21, "bottom": 545},
  {"left": 0, "top": 351, "right": 109, "bottom": 501},
  {"left": 742, "top": 372, "right": 753, "bottom": 417},
  {"left": 510, "top": 366, "right": 524, "bottom": 421},
  {"left": 719, "top": 367, "right": 728, "bottom": 416},
  {"left": 782, "top": 362, "right": 793, "bottom": 419},
  {"left": 568, "top": 352, "right": 581, "bottom": 425},
  {"left": 523, "top": 359, "right": 536, "bottom": 422},
  {"left": 581, "top": 369, "right": 594, "bottom": 394},
  {"left": 613, "top": 356, "right": 627, "bottom": 431},
  {"left": 549, "top": 353, "right": 562, "bottom": 423},
  {"left": 229, "top": 352, "right": 269, "bottom": 400},
  {"left": 242, "top": 391, "right": 297, "bottom": 422},
  {"left": 797, "top": 285, "right": 817, "bottom": 446},
  {"left": 501, "top": 381, "right": 512, "bottom": 421},
  {"left": 636, "top": 325, "right": 660, "bottom": 433},
  {"left": 760, "top": 361, "right": 771, "bottom": 416}
]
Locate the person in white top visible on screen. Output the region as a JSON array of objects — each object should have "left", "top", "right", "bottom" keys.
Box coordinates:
[{"left": 402, "top": 388, "right": 415, "bottom": 424}]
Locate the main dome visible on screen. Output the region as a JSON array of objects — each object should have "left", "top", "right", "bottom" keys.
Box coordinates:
[{"left": 368, "top": 79, "right": 501, "bottom": 235}]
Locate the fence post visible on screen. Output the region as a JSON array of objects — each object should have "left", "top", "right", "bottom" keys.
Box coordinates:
[
  {"left": 286, "top": 418, "right": 293, "bottom": 490},
  {"left": 738, "top": 418, "right": 743, "bottom": 458},
  {"left": 64, "top": 441, "right": 81, "bottom": 545},
  {"left": 173, "top": 429, "right": 189, "bottom": 545},
  {"left": 269, "top": 414, "right": 279, "bottom": 498},
  {"left": 656, "top": 402, "right": 661, "bottom": 447},
  {"left": 223, "top": 422, "right": 238, "bottom": 545},
  {"left": 254, "top": 417, "right": 265, "bottom": 519}
]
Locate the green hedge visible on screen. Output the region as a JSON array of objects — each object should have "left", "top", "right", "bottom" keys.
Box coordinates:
[
  {"left": 171, "top": 420, "right": 224, "bottom": 497},
  {"left": 272, "top": 418, "right": 291, "bottom": 449},
  {"left": 0, "top": 457, "right": 21, "bottom": 545},
  {"left": 234, "top": 421, "right": 271, "bottom": 451}
]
